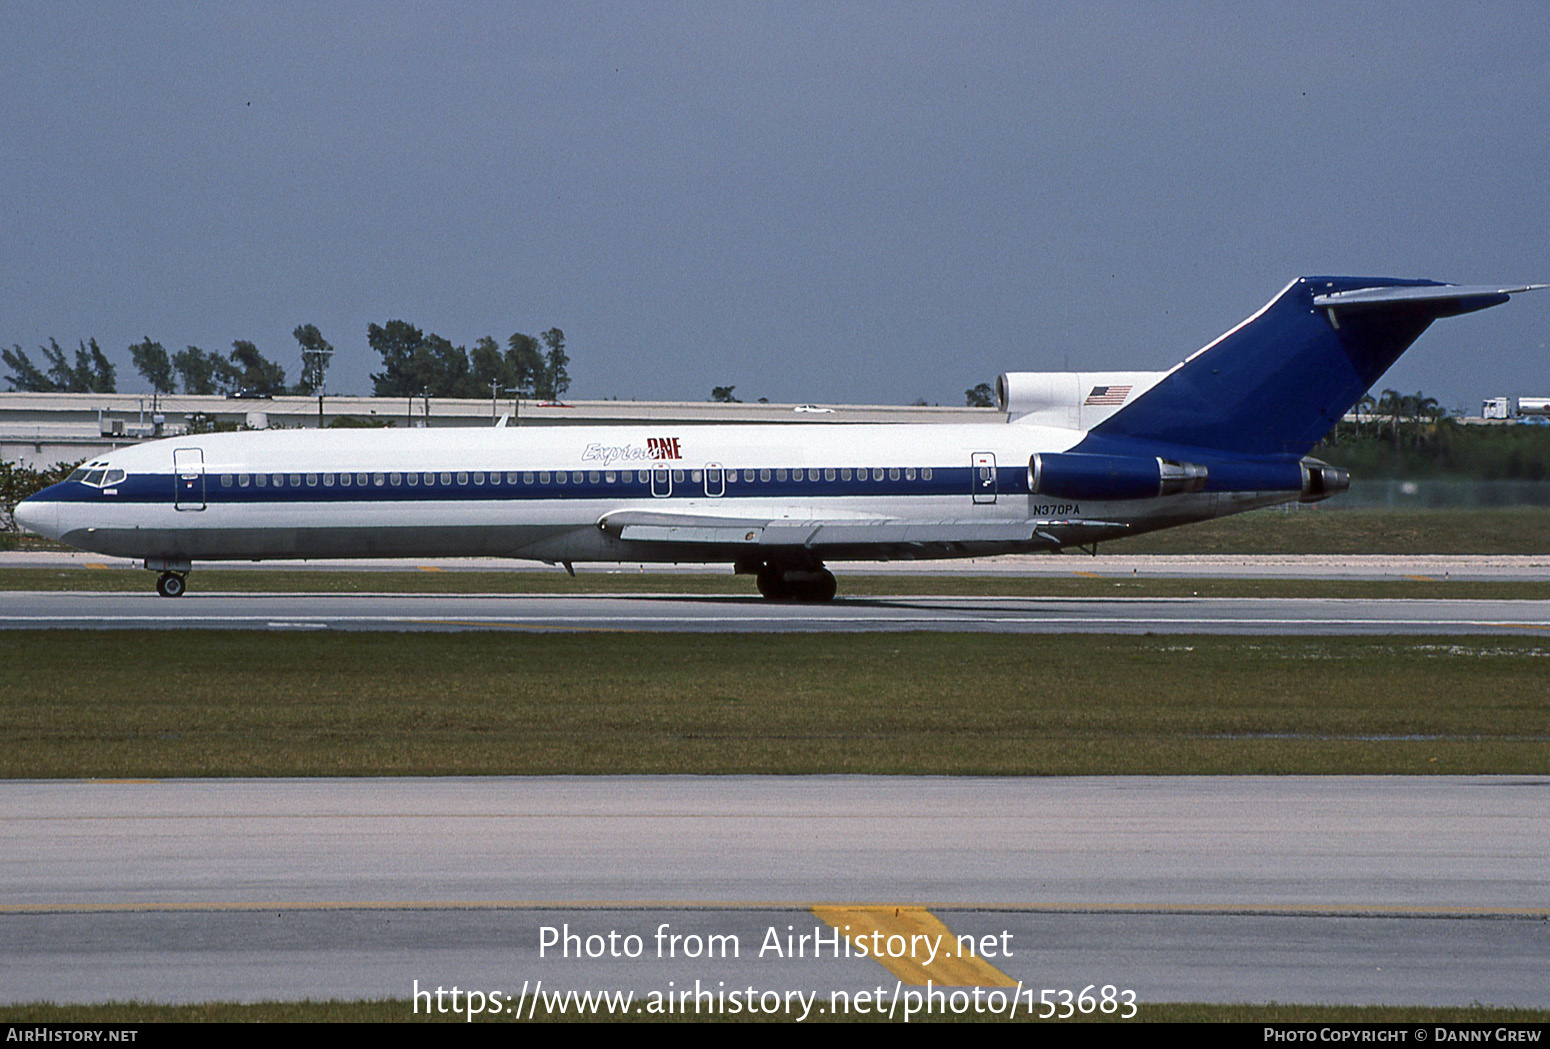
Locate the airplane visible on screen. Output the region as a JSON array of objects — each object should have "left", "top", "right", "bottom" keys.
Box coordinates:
[{"left": 15, "top": 276, "right": 1545, "bottom": 601}]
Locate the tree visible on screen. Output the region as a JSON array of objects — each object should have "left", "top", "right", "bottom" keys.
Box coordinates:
[
  {"left": 423, "top": 333, "right": 479, "bottom": 398},
  {"left": 369, "top": 320, "right": 429, "bottom": 397},
  {"left": 2, "top": 458, "right": 76, "bottom": 532},
  {"left": 292, "top": 324, "right": 333, "bottom": 396},
  {"left": 2, "top": 345, "right": 55, "bottom": 391},
  {"left": 711, "top": 385, "right": 741, "bottom": 403},
  {"left": 129, "top": 338, "right": 175, "bottom": 395},
  {"left": 505, "top": 332, "right": 545, "bottom": 397},
  {"left": 538, "top": 327, "right": 569, "bottom": 401},
  {"left": 174, "top": 346, "right": 237, "bottom": 395},
  {"left": 20, "top": 338, "right": 117, "bottom": 393},
  {"left": 965, "top": 382, "right": 995, "bottom": 407},
  {"left": 367, "top": 320, "right": 485, "bottom": 398},
  {"left": 469, "top": 335, "right": 511, "bottom": 395},
  {"left": 228, "top": 340, "right": 287, "bottom": 396}
]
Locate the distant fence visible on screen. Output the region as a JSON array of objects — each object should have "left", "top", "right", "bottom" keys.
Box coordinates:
[{"left": 1331, "top": 480, "right": 1550, "bottom": 509}]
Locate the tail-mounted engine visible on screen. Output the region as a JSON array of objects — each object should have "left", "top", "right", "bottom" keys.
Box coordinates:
[
  {"left": 1299, "top": 459, "right": 1349, "bottom": 502},
  {"left": 1028, "top": 453, "right": 1208, "bottom": 500}
]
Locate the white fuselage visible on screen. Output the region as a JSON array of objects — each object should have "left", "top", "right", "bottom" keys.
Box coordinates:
[{"left": 21, "top": 421, "right": 1286, "bottom": 568}]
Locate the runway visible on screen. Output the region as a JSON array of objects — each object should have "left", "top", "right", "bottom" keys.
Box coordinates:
[
  {"left": 3, "top": 777, "right": 1547, "bottom": 1009},
  {"left": 4, "top": 589, "right": 1550, "bottom": 635}
]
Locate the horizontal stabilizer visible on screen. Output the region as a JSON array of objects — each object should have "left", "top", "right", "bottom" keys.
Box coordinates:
[{"left": 1313, "top": 283, "right": 1546, "bottom": 308}]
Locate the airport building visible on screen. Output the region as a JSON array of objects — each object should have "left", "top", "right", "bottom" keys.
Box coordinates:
[{"left": 0, "top": 391, "right": 992, "bottom": 469}]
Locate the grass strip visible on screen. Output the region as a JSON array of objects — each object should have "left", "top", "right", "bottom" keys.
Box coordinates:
[
  {"left": 4, "top": 631, "right": 1548, "bottom": 778},
  {"left": 3, "top": 566, "right": 1549, "bottom": 600}
]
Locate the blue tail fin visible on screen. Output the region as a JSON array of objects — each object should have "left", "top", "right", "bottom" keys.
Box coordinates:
[{"left": 1092, "top": 276, "right": 1538, "bottom": 457}]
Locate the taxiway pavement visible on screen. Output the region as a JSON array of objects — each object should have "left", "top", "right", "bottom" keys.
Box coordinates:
[
  {"left": 3, "top": 589, "right": 1550, "bottom": 635},
  {"left": 3, "top": 777, "right": 1546, "bottom": 1008}
]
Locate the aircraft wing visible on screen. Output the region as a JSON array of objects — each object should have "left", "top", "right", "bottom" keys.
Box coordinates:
[{"left": 597, "top": 509, "right": 1128, "bottom": 548}]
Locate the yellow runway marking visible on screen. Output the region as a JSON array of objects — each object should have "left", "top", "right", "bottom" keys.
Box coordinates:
[
  {"left": 1071, "top": 571, "right": 1103, "bottom": 578},
  {"left": 85, "top": 563, "right": 110, "bottom": 570},
  {"left": 416, "top": 565, "right": 446, "bottom": 573},
  {"left": 813, "top": 905, "right": 1016, "bottom": 987},
  {"left": 1405, "top": 574, "right": 1437, "bottom": 582}
]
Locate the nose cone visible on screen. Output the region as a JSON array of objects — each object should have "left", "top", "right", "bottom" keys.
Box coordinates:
[{"left": 13, "top": 491, "right": 61, "bottom": 539}]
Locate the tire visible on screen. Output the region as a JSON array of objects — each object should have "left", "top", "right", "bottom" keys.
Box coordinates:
[
  {"left": 755, "top": 567, "right": 787, "bottom": 600},
  {"left": 156, "top": 572, "right": 186, "bottom": 598}
]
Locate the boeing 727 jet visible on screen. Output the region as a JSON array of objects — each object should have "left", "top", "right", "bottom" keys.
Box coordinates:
[{"left": 15, "top": 276, "right": 1544, "bottom": 600}]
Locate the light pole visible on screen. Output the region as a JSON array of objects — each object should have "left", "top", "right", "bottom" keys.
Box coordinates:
[{"left": 302, "top": 344, "right": 333, "bottom": 429}]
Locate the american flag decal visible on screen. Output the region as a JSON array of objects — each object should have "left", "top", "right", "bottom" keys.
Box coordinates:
[{"left": 1085, "top": 385, "right": 1132, "bottom": 406}]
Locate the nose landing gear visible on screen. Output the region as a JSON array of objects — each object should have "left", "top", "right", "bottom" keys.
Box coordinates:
[{"left": 145, "top": 560, "right": 193, "bottom": 597}]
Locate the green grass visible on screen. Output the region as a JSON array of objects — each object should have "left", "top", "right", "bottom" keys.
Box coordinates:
[
  {"left": 2, "top": 1000, "right": 1546, "bottom": 1023},
  {"left": 4, "top": 631, "right": 1548, "bottom": 778},
  {"left": 3, "top": 566, "right": 1550, "bottom": 600}
]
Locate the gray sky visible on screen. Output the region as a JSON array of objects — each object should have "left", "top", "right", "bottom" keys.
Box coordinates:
[{"left": 3, "top": 2, "right": 1547, "bottom": 411}]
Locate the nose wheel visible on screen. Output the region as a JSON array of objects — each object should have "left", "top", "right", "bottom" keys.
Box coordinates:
[{"left": 155, "top": 571, "right": 187, "bottom": 598}]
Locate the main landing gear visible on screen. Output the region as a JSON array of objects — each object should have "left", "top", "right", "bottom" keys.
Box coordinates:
[
  {"left": 155, "top": 571, "right": 187, "bottom": 598},
  {"left": 753, "top": 563, "right": 838, "bottom": 603}
]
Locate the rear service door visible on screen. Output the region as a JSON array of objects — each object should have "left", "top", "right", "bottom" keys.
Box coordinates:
[
  {"left": 972, "top": 452, "right": 997, "bottom": 504},
  {"left": 174, "top": 448, "right": 206, "bottom": 510}
]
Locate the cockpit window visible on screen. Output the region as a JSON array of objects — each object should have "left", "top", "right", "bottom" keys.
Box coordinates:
[
  {"left": 68, "top": 469, "right": 88, "bottom": 482},
  {"left": 83, "top": 470, "right": 106, "bottom": 485},
  {"left": 104, "top": 469, "right": 125, "bottom": 485}
]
